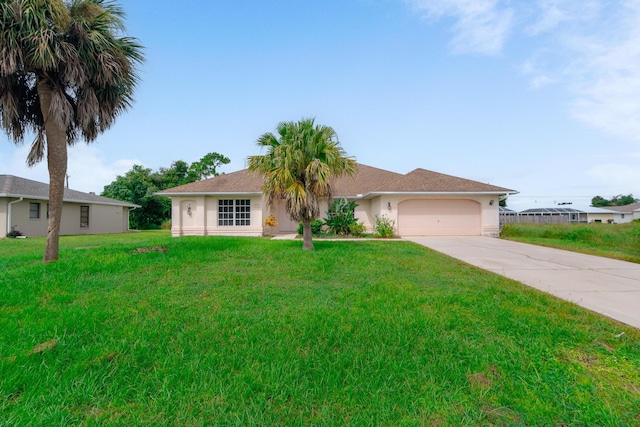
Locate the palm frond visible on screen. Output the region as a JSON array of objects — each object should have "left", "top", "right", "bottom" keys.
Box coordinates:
[{"left": 26, "top": 129, "right": 45, "bottom": 167}]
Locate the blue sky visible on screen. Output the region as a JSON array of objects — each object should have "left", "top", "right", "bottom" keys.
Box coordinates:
[{"left": 1, "top": 0, "right": 639, "bottom": 210}]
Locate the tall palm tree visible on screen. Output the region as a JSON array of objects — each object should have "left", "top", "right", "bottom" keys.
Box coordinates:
[
  {"left": 0, "top": 0, "right": 143, "bottom": 261},
  {"left": 248, "top": 118, "right": 357, "bottom": 250}
]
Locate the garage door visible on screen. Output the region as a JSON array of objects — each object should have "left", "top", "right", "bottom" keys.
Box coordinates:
[{"left": 398, "top": 199, "right": 481, "bottom": 236}]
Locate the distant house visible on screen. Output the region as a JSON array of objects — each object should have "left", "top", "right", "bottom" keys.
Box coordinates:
[
  {"left": 605, "top": 203, "right": 640, "bottom": 222},
  {"left": 502, "top": 205, "right": 628, "bottom": 225},
  {"left": 1, "top": 175, "right": 138, "bottom": 238},
  {"left": 156, "top": 163, "right": 516, "bottom": 238}
]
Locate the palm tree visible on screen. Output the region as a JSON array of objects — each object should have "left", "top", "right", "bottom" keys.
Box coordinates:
[
  {"left": 248, "top": 118, "right": 357, "bottom": 250},
  {"left": 0, "top": 0, "right": 143, "bottom": 261}
]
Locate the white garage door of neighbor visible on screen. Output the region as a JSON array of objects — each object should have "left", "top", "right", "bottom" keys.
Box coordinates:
[{"left": 398, "top": 199, "right": 481, "bottom": 236}]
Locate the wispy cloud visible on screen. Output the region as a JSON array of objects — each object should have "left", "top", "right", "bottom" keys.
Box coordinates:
[
  {"left": 405, "top": 0, "right": 640, "bottom": 143},
  {"left": 405, "top": 0, "right": 514, "bottom": 55}
]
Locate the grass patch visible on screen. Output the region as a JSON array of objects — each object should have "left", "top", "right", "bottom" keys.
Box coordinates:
[
  {"left": 1, "top": 231, "right": 639, "bottom": 425},
  {"left": 501, "top": 222, "right": 640, "bottom": 263}
]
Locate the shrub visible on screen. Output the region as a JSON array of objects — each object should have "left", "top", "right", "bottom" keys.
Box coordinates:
[
  {"left": 349, "top": 222, "right": 366, "bottom": 237},
  {"left": 324, "top": 198, "right": 359, "bottom": 235},
  {"left": 161, "top": 219, "right": 172, "bottom": 230},
  {"left": 374, "top": 215, "right": 395, "bottom": 238},
  {"left": 297, "top": 220, "right": 324, "bottom": 235},
  {"left": 6, "top": 228, "right": 23, "bottom": 238}
]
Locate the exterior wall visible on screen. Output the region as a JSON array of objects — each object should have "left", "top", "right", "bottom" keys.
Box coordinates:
[
  {"left": 2, "top": 197, "right": 131, "bottom": 237},
  {"left": 369, "top": 194, "right": 499, "bottom": 237},
  {"left": 353, "top": 199, "right": 373, "bottom": 231},
  {"left": 168, "top": 193, "right": 503, "bottom": 238},
  {"left": 587, "top": 213, "right": 616, "bottom": 224},
  {"left": 170, "top": 195, "right": 264, "bottom": 237},
  {"left": 0, "top": 200, "right": 7, "bottom": 236},
  {"left": 614, "top": 213, "right": 632, "bottom": 224}
]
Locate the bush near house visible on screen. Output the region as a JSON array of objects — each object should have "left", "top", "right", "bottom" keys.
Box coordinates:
[{"left": 324, "top": 198, "right": 363, "bottom": 236}]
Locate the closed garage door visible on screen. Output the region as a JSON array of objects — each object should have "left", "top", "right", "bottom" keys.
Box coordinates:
[{"left": 398, "top": 199, "right": 481, "bottom": 236}]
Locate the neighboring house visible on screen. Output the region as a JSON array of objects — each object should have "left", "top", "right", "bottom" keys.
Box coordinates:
[
  {"left": 1, "top": 175, "right": 139, "bottom": 238},
  {"left": 605, "top": 203, "right": 640, "bottom": 222},
  {"left": 156, "top": 164, "right": 517, "bottom": 238},
  {"left": 513, "top": 205, "right": 627, "bottom": 224}
]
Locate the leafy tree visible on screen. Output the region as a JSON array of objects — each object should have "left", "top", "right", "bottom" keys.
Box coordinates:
[
  {"left": 248, "top": 118, "right": 357, "bottom": 250},
  {"left": 101, "top": 165, "right": 169, "bottom": 229},
  {"left": 0, "top": 0, "right": 143, "bottom": 261},
  {"left": 102, "top": 152, "right": 228, "bottom": 229},
  {"left": 611, "top": 194, "right": 637, "bottom": 206},
  {"left": 592, "top": 196, "right": 612, "bottom": 207},
  {"left": 592, "top": 194, "right": 637, "bottom": 207},
  {"left": 189, "top": 152, "right": 230, "bottom": 181}
]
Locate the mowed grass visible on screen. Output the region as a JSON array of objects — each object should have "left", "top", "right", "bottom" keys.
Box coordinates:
[
  {"left": 502, "top": 221, "right": 640, "bottom": 264},
  {"left": 1, "top": 232, "right": 639, "bottom": 426}
]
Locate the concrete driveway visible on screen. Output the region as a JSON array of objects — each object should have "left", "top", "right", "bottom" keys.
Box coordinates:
[{"left": 404, "top": 236, "right": 640, "bottom": 329}]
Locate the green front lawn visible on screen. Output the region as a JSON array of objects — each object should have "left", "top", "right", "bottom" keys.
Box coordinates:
[
  {"left": 501, "top": 222, "right": 640, "bottom": 264},
  {"left": 1, "top": 232, "right": 639, "bottom": 425}
]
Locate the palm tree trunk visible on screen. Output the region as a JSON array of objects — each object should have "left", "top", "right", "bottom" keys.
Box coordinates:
[
  {"left": 302, "top": 218, "right": 315, "bottom": 251},
  {"left": 37, "top": 78, "right": 67, "bottom": 262}
]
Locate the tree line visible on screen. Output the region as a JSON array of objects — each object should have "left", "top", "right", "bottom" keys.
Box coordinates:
[
  {"left": 101, "top": 152, "right": 229, "bottom": 229},
  {"left": 591, "top": 194, "right": 638, "bottom": 207}
]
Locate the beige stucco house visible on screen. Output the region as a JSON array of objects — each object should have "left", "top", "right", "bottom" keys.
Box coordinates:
[
  {"left": 156, "top": 164, "right": 516, "bottom": 238},
  {"left": 606, "top": 203, "right": 640, "bottom": 223},
  {"left": 1, "top": 175, "right": 138, "bottom": 238}
]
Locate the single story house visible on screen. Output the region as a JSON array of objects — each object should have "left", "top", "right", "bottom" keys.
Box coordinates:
[
  {"left": 605, "top": 203, "right": 640, "bottom": 222},
  {"left": 505, "top": 205, "right": 630, "bottom": 225},
  {"left": 1, "top": 174, "right": 138, "bottom": 238},
  {"left": 156, "top": 164, "right": 517, "bottom": 238}
]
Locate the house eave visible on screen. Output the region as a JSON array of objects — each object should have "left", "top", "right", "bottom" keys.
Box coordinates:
[
  {"left": 0, "top": 193, "right": 138, "bottom": 208},
  {"left": 358, "top": 190, "right": 519, "bottom": 199},
  {"left": 155, "top": 191, "right": 263, "bottom": 197}
]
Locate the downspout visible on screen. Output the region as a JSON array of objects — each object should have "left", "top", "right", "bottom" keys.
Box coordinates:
[{"left": 7, "top": 197, "right": 24, "bottom": 236}]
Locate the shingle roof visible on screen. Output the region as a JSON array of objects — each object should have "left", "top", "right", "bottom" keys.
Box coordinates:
[
  {"left": 332, "top": 164, "right": 404, "bottom": 196},
  {"left": 157, "top": 164, "right": 515, "bottom": 197},
  {"left": 605, "top": 203, "right": 640, "bottom": 213},
  {"left": 156, "top": 169, "right": 264, "bottom": 194},
  {"left": 374, "top": 168, "right": 516, "bottom": 194},
  {"left": 0, "top": 175, "right": 138, "bottom": 207}
]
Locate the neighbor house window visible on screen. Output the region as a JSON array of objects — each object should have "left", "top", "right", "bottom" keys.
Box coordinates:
[
  {"left": 46, "top": 203, "right": 49, "bottom": 219},
  {"left": 80, "top": 205, "right": 89, "bottom": 228},
  {"left": 29, "top": 202, "right": 40, "bottom": 219},
  {"left": 218, "top": 199, "right": 251, "bottom": 226}
]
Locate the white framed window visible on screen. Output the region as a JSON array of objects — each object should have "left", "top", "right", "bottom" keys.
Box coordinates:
[
  {"left": 29, "top": 202, "right": 40, "bottom": 219},
  {"left": 218, "top": 199, "right": 251, "bottom": 226}
]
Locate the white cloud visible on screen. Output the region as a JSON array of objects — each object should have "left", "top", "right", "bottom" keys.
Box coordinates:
[
  {"left": 406, "top": 0, "right": 640, "bottom": 143},
  {"left": 405, "top": 0, "right": 514, "bottom": 55},
  {"left": 1, "top": 144, "right": 141, "bottom": 194},
  {"left": 567, "top": 4, "right": 640, "bottom": 141}
]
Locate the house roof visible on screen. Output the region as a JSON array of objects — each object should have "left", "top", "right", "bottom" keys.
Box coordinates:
[
  {"left": 518, "top": 205, "right": 621, "bottom": 214},
  {"left": 371, "top": 168, "right": 516, "bottom": 194},
  {"left": 157, "top": 163, "right": 516, "bottom": 198},
  {"left": 605, "top": 202, "right": 640, "bottom": 213},
  {"left": 156, "top": 168, "right": 264, "bottom": 195},
  {"left": 0, "top": 175, "right": 139, "bottom": 207}
]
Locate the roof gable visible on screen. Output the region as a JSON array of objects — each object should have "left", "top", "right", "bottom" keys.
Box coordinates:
[{"left": 0, "top": 175, "right": 138, "bottom": 207}]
